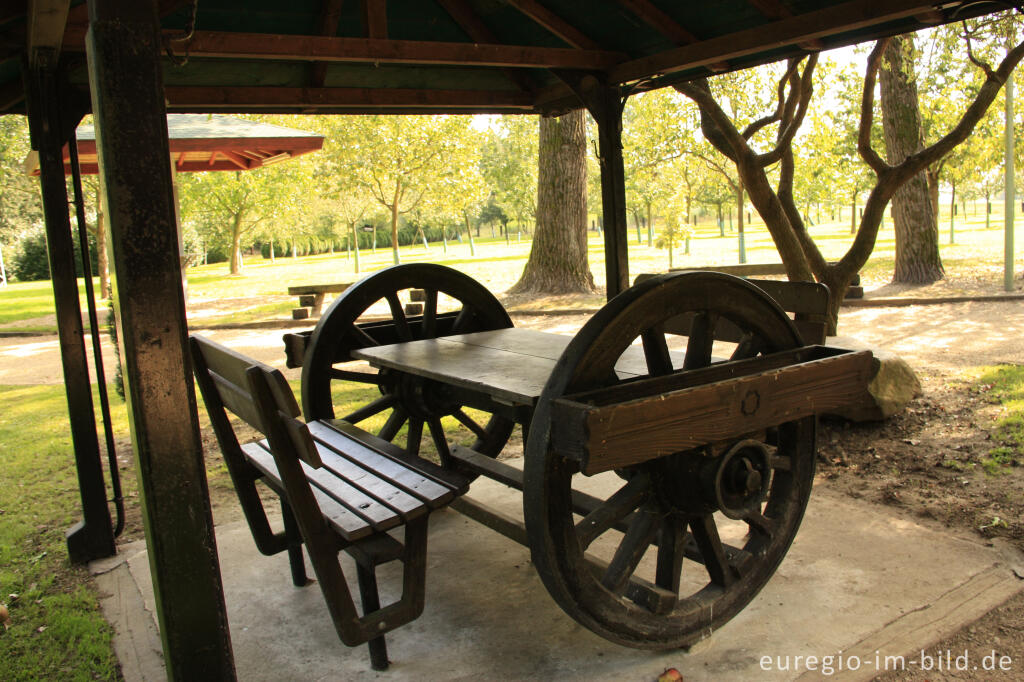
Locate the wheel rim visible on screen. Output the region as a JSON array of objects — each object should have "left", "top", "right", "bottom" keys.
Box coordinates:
[
  {"left": 523, "top": 272, "right": 816, "bottom": 648},
  {"left": 301, "top": 263, "right": 515, "bottom": 462}
]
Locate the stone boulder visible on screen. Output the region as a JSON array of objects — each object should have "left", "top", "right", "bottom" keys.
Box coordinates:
[{"left": 824, "top": 336, "right": 922, "bottom": 422}]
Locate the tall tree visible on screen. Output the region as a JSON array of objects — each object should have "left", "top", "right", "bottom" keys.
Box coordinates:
[
  {"left": 510, "top": 109, "right": 594, "bottom": 294},
  {"left": 676, "top": 18, "right": 1024, "bottom": 328},
  {"left": 880, "top": 34, "right": 943, "bottom": 282}
]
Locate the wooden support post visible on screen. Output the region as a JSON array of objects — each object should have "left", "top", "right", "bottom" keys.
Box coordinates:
[
  {"left": 571, "top": 78, "right": 629, "bottom": 298},
  {"left": 24, "top": 58, "right": 115, "bottom": 564},
  {"left": 85, "top": 0, "right": 235, "bottom": 678}
]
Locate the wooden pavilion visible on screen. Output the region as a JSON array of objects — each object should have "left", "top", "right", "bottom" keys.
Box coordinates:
[{"left": 0, "top": 1, "right": 1011, "bottom": 678}]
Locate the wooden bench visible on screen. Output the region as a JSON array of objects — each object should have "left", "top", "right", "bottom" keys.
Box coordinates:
[
  {"left": 189, "top": 334, "right": 468, "bottom": 670},
  {"left": 634, "top": 273, "right": 831, "bottom": 345},
  {"left": 287, "top": 282, "right": 352, "bottom": 319},
  {"left": 670, "top": 263, "right": 863, "bottom": 299}
]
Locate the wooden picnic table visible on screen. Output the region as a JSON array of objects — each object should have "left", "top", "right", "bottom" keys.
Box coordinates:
[{"left": 282, "top": 263, "right": 874, "bottom": 652}]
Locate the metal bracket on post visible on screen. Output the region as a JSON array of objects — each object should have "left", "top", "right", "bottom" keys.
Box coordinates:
[{"left": 552, "top": 71, "right": 631, "bottom": 299}]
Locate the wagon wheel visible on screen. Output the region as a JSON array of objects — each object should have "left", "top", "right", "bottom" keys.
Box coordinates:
[
  {"left": 523, "top": 271, "right": 816, "bottom": 648},
  {"left": 302, "top": 263, "right": 515, "bottom": 464}
]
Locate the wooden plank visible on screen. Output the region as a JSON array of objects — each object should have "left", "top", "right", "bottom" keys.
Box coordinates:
[
  {"left": 309, "top": 420, "right": 463, "bottom": 505},
  {"left": 310, "top": 0, "right": 346, "bottom": 87},
  {"left": 354, "top": 328, "right": 686, "bottom": 405},
  {"left": 616, "top": 0, "right": 701, "bottom": 45},
  {"left": 553, "top": 349, "right": 874, "bottom": 474},
  {"left": 318, "top": 419, "right": 470, "bottom": 493},
  {"left": 63, "top": 28, "right": 625, "bottom": 70},
  {"left": 364, "top": 0, "right": 388, "bottom": 39},
  {"left": 243, "top": 442, "right": 375, "bottom": 540},
  {"left": 287, "top": 282, "right": 352, "bottom": 295},
  {"left": 312, "top": 442, "right": 432, "bottom": 518}
]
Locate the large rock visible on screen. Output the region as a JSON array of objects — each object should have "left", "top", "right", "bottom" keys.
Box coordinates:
[{"left": 825, "top": 336, "right": 922, "bottom": 422}]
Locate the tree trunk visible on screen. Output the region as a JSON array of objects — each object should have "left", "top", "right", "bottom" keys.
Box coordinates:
[
  {"left": 510, "top": 109, "right": 594, "bottom": 294},
  {"left": 229, "top": 211, "right": 244, "bottom": 275},
  {"left": 391, "top": 181, "right": 402, "bottom": 265},
  {"left": 463, "top": 212, "right": 476, "bottom": 256},
  {"left": 879, "top": 35, "right": 944, "bottom": 283},
  {"left": 94, "top": 185, "right": 110, "bottom": 297}
]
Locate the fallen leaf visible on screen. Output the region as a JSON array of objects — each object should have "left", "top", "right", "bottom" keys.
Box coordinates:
[
  {"left": 0, "top": 604, "right": 11, "bottom": 629},
  {"left": 657, "top": 668, "right": 684, "bottom": 682}
]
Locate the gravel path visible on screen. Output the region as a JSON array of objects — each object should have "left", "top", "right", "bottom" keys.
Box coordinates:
[{"left": 2, "top": 299, "right": 1023, "bottom": 385}]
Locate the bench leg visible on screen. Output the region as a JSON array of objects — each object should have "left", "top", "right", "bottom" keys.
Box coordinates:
[
  {"left": 356, "top": 563, "right": 390, "bottom": 671},
  {"left": 281, "top": 501, "right": 309, "bottom": 587}
]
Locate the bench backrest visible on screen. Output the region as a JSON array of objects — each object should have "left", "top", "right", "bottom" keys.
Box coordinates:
[
  {"left": 189, "top": 334, "right": 322, "bottom": 470},
  {"left": 633, "top": 273, "right": 830, "bottom": 345}
]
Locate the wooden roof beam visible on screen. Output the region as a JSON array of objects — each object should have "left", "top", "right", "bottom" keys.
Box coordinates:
[
  {"left": 436, "top": 0, "right": 539, "bottom": 94},
  {"left": 505, "top": 0, "right": 601, "bottom": 50},
  {"left": 616, "top": 0, "right": 729, "bottom": 73},
  {"left": 609, "top": 0, "right": 948, "bottom": 85},
  {"left": 27, "top": 0, "right": 70, "bottom": 68},
  {"left": 222, "top": 150, "right": 252, "bottom": 170},
  {"left": 164, "top": 85, "right": 536, "bottom": 110},
  {"left": 61, "top": 29, "right": 626, "bottom": 69},
  {"left": 311, "top": 0, "right": 346, "bottom": 87}
]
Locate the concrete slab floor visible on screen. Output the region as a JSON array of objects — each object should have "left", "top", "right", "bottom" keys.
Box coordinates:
[{"left": 92, "top": 479, "right": 1023, "bottom": 682}]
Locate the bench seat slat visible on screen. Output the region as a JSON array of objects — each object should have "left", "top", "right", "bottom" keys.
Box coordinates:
[
  {"left": 242, "top": 442, "right": 376, "bottom": 541},
  {"left": 311, "top": 444, "right": 437, "bottom": 519},
  {"left": 308, "top": 421, "right": 466, "bottom": 506},
  {"left": 311, "top": 420, "right": 469, "bottom": 496}
]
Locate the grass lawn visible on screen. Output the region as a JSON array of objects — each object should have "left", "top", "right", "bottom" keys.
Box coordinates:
[
  {"left": 5, "top": 208, "right": 1023, "bottom": 331},
  {"left": 0, "top": 384, "right": 129, "bottom": 681}
]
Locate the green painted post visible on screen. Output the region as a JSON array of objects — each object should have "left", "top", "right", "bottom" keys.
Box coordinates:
[{"left": 1006, "top": 70, "right": 1016, "bottom": 292}]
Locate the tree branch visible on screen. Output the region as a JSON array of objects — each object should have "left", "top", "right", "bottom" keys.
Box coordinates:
[{"left": 858, "top": 38, "right": 892, "bottom": 173}]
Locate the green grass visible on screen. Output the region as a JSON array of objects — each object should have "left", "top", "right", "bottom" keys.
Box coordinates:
[
  {"left": 0, "top": 384, "right": 128, "bottom": 681},
  {"left": 977, "top": 365, "right": 1024, "bottom": 475},
  {"left": 5, "top": 208, "right": 1024, "bottom": 331}
]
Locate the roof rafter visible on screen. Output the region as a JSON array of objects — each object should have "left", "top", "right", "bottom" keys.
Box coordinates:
[
  {"left": 436, "top": 0, "right": 539, "bottom": 94},
  {"left": 616, "top": 0, "right": 729, "bottom": 73},
  {"left": 310, "top": 0, "right": 346, "bottom": 87},
  {"left": 505, "top": 0, "right": 600, "bottom": 50},
  {"left": 746, "top": 0, "right": 824, "bottom": 50},
  {"left": 363, "top": 0, "right": 387, "bottom": 39},
  {"left": 608, "top": 0, "right": 947, "bottom": 85},
  {"left": 61, "top": 28, "right": 626, "bottom": 69}
]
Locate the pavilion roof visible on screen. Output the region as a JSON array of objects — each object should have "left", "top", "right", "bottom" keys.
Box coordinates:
[
  {"left": 0, "top": 1, "right": 1009, "bottom": 117},
  {"left": 24, "top": 113, "right": 324, "bottom": 175}
]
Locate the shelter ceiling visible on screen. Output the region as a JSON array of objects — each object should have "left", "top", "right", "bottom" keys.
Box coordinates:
[{"left": 0, "top": 0, "right": 1011, "bottom": 116}]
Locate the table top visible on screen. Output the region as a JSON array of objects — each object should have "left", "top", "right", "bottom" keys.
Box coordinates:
[{"left": 353, "top": 328, "right": 669, "bottom": 406}]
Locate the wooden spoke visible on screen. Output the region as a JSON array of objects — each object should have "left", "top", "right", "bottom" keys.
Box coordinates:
[
  {"left": 350, "top": 324, "right": 378, "bottom": 349},
  {"left": 453, "top": 408, "right": 487, "bottom": 440},
  {"left": 421, "top": 288, "right": 439, "bottom": 339},
  {"left": 328, "top": 367, "right": 382, "bottom": 384},
  {"left": 640, "top": 326, "right": 674, "bottom": 376},
  {"left": 378, "top": 407, "right": 408, "bottom": 442},
  {"left": 384, "top": 292, "right": 413, "bottom": 341},
  {"left": 744, "top": 510, "right": 775, "bottom": 539},
  {"left": 451, "top": 304, "right": 476, "bottom": 334},
  {"left": 405, "top": 417, "right": 424, "bottom": 457},
  {"left": 730, "top": 331, "right": 764, "bottom": 361},
  {"left": 655, "top": 520, "right": 686, "bottom": 594},
  {"left": 689, "top": 514, "right": 735, "bottom": 588},
  {"left": 683, "top": 311, "right": 717, "bottom": 370},
  {"left": 601, "top": 503, "right": 662, "bottom": 594},
  {"left": 342, "top": 394, "right": 395, "bottom": 424},
  {"left": 575, "top": 474, "right": 650, "bottom": 550},
  {"left": 427, "top": 417, "right": 454, "bottom": 467}
]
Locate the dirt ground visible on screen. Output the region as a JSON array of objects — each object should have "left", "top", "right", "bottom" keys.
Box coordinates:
[{"left": 3, "top": 285, "right": 1024, "bottom": 679}]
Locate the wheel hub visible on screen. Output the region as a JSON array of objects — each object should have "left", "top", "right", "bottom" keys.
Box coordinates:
[
  {"left": 380, "top": 369, "right": 457, "bottom": 420},
  {"left": 648, "top": 439, "right": 771, "bottom": 518},
  {"left": 713, "top": 439, "right": 771, "bottom": 519}
]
